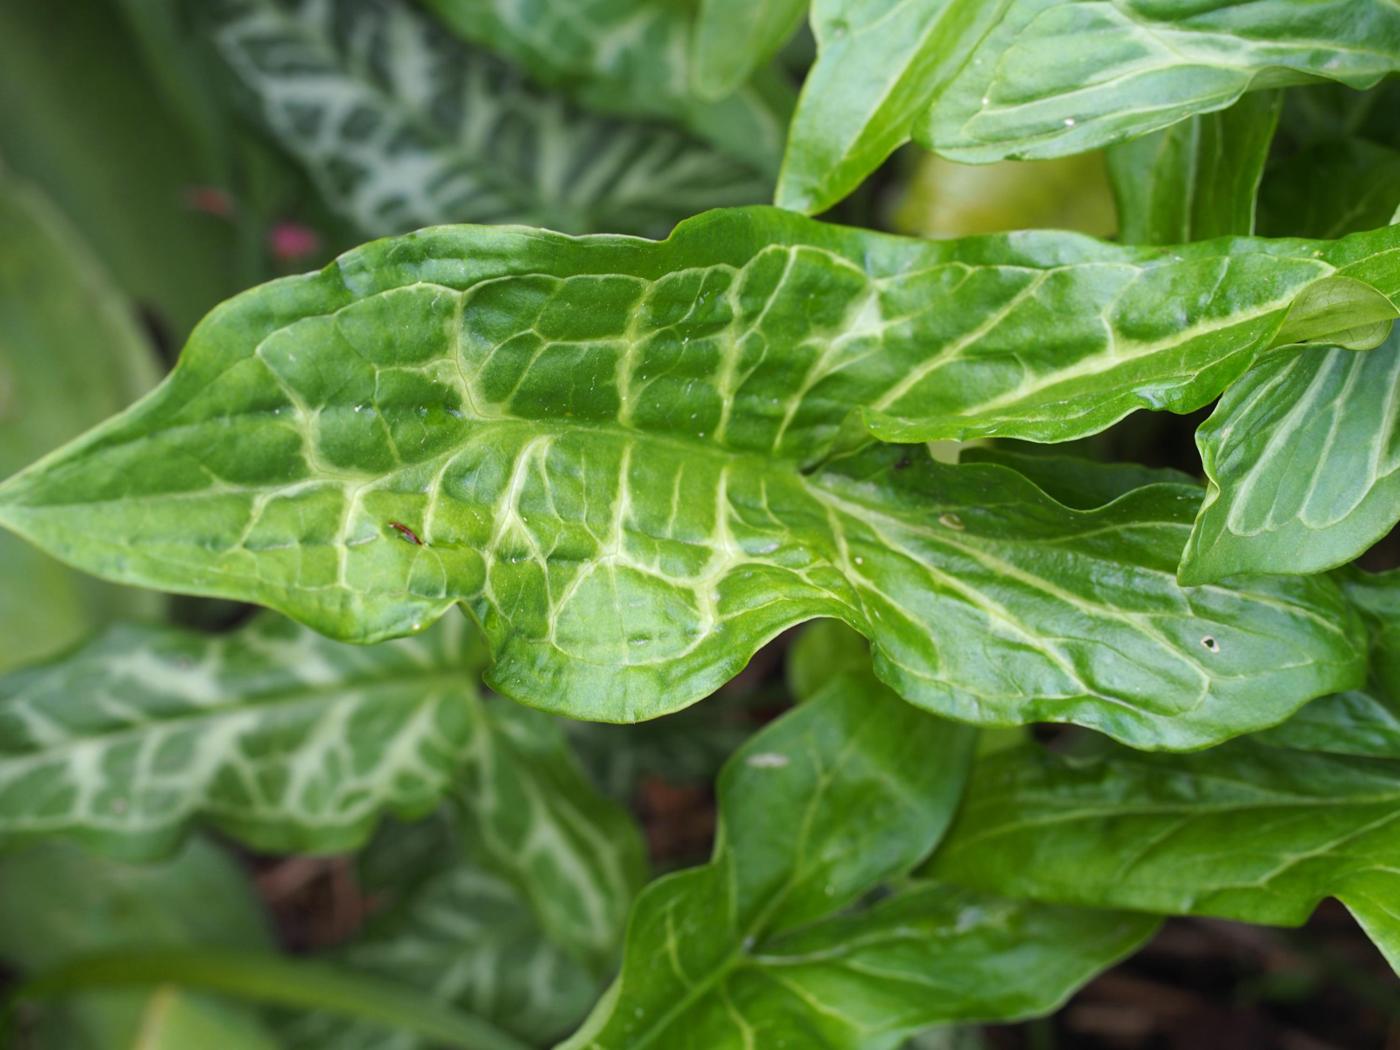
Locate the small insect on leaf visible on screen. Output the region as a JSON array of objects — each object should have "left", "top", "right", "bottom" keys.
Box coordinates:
[{"left": 388, "top": 521, "right": 422, "bottom": 545}]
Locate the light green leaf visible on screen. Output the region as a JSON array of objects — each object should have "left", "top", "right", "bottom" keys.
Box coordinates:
[
  {"left": 915, "top": 0, "right": 1400, "bottom": 166},
  {"left": 561, "top": 668, "right": 978, "bottom": 1048},
  {"left": 421, "top": 0, "right": 795, "bottom": 173},
  {"left": 0, "top": 838, "right": 275, "bottom": 1050},
  {"left": 0, "top": 613, "right": 490, "bottom": 858},
  {"left": 0, "top": 1, "right": 245, "bottom": 339},
  {"left": 777, "top": 0, "right": 1004, "bottom": 214},
  {"left": 929, "top": 732, "right": 1400, "bottom": 970},
  {"left": 209, "top": 0, "right": 767, "bottom": 239},
  {"left": 0, "top": 175, "right": 163, "bottom": 673},
  {"left": 1, "top": 208, "right": 1389, "bottom": 747},
  {"left": 1107, "top": 91, "right": 1281, "bottom": 246},
  {"left": 1180, "top": 328, "right": 1400, "bottom": 581},
  {"left": 691, "top": 0, "right": 808, "bottom": 102}
]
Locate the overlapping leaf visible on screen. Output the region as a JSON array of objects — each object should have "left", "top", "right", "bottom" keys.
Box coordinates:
[
  {"left": 209, "top": 0, "right": 767, "bottom": 239},
  {"left": 930, "top": 584, "right": 1400, "bottom": 974},
  {"left": 0, "top": 176, "right": 163, "bottom": 673},
  {"left": 422, "top": 0, "right": 795, "bottom": 173},
  {"left": 2, "top": 208, "right": 1394, "bottom": 745},
  {"left": 563, "top": 670, "right": 1155, "bottom": 1049},
  {"left": 1107, "top": 92, "right": 1281, "bottom": 246},
  {"left": 1181, "top": 330, "right": 1400, "bottom": 581},
  {"left": 779, "top": 0, "right": 1400, "bottom": 213},
  {"left": 691, "top": 0, "right": 807, "bottom": 102},
  {"left": 0, "top": 613, "right": 487, "bottom": 857}
]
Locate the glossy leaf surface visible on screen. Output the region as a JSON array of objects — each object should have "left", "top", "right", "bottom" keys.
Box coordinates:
[
  {"left": 0, "top": 176, "right": 163, "bottom": 673},
  {"left": 422, "top": 0, "right": 795, "bottom": 172},
  {"left": 1, "top": 208, "right": 1389, "bottom": 746},
  {"left": 915, "top": 0, "right": 1400, "bottom": 165},
  {"left": 1181, "top": 329, "right": 1400, "bottom": 581},
  {"left": 564, "top": 670, "right": 1154, "bottom": 1049},
  {"left": 210, "top": 0, "right": 766, "bottom": 239},
  {"left": 1107, "top": 92, "right": 1281, "bottom": 245}
]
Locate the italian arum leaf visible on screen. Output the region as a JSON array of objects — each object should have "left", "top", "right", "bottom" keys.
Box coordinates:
[
  {"left": 1347, "top": 569, "right": 1400, "bottom": 699},
  {"left": 562, "top": 670, "right": 1154, "bottom": 1049},
  {"left": 0, "top": 175, "right": 164, "bottom": 673},
  {"left": 1260, "top": 139, "right": 1400, "bottom": 241},
  {"left": 691, "top": 0, "right": 808, "bottom": 102},
  {"left": 1107, "top": 91, "right": 1281, "bottom": 246},
  {"left": 421, "top": 0, "right": 795, "bottom": 174},
  {"left": 1180, "top": 328, "right": 1400, "bottom": 581},
  {"left": 0, "top": 613, "right": 492, "bottom": 858},
  {"left": 958, "top": 448, "right": 1194, "bottom": 510},
  {"left": 0, "top": 208, "right": 1392, "bottom": 746},
  {"left": 209, "top": 0, "right": 767, "bottom": 239},
  {"left": 928, "top": 694, "right": 1400, "bottom": 972},
  {"left": 915, "top": 0, "right": 1400, "bottom": 167}
]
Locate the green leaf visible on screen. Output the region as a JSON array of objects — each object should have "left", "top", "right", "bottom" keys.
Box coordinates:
[
  {"left": 691, "top": 0, "right": 808, "bottom": 102},
  {"left": 0, "top": 613, "right": 491, "bottom": 858},
  {"left": 0, "top": 175, "right": 163, "bottom": 673},
  {"left": 208, "top": 0, "right": 767, "bottom": 240},
  {"left": 17, "top": 948, "right": 533, "bottom": 1050},
  {"left": 0, "top": 1, "right": 245, "bottom": 339},
  {"left": 1347, "top": 569, "right": 1400, "bottom": 699},
  {"left": 777, "top": 0, "right": 1004, "bottom": 214},
  {"left": 1180, "top": 328, "right": 1400, "bottom": 581},
  {"left": 282, "top": 843, "right": 602, "bottom": 1047},
  {"left": 915, "top": 0, "right": 1400, "bottom": 167},
  {"left": 1, "top": 207, "right": 1388, "bottom": 747},
  {"left": 1260, "top": 139, "right": 1400, "bottom": 241},
  {"left": 786, "top": 619, "right": 870, "bottom": 702},
  {"left": 450, "top": 701, "right": 649, "bottom": 968},
  {"left": 561, "top": 668, "right": 978, "bottom": 1048},
  {"left": 1107, "top": 91, "right": 1282, "bottom": 246},
  {"left": 0, "top": 838, "right": 275, "bottom": 1050},
  {"left": 421, "top": 0, "right": 795, "bottom": 174},
  {"left": 1256, "top": 689, "right": 1400, "bottom": 759},
  {"left": 928, "top": 732, "right": 1400, "bottom": 971}
]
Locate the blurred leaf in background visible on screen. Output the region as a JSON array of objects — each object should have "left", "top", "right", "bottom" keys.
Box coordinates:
[{"left": 0, "top": 175, "right": 164, "bottom": 672}]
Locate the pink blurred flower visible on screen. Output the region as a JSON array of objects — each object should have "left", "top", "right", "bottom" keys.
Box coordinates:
[{"left": 268, "top": 221, "right": 322, "bottom": 263}]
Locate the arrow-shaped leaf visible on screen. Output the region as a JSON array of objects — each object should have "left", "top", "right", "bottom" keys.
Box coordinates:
[{"left": 0, "top": 208, "right": 1389, "bottom": 746}]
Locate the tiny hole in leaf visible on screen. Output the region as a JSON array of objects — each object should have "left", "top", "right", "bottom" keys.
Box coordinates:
[{"left": 1201, "top": 635, "right": 1220, "bottom": 652}]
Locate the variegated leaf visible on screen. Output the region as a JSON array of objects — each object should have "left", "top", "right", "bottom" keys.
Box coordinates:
[
  {"left": 210, "top": 0, "right": 768, "bottom": 238},
  {"left": 1, "top": 208, "right": 1392, "bottom": 747}
]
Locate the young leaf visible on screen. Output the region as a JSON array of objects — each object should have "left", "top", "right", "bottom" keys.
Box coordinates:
[
  {"left": 916, "top": 0, "right": 1400, "bottom": 166},
  {"left": 0, "top": 176, "right": 164, "bottom": 673},
  {"left": 928, "top": 730, "right": 1400, "bottom": 971},
  {"left": 561, "top": 667, "right": 975, "bottom": 1047},
  {"left": 421, "top": 0, "right": 795, "bottom": 173},
  {"left": 563, "top": 671, "right": 1156, "bottom": 1048},
  {"left": 1107, "top": 92, "right": 1282, "bottom": 246},
  {"left": 1180, "top": 329, "right": 1400, "bottom": 581},
  {"left": 209, "top": 0, "right": 768, "bottom": 239},
  {"left": 0, "top": 613, "right": 491, "bottom": 858},
  {"left": 0, "top": 208, "right": 1387, "bottom": 747},
  {"left": 691, "top": 0, "right": 808, "bottom": 102}
]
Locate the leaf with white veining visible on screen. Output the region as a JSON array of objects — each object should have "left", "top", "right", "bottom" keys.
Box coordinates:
[
  {"left": 1181, "top": 329, "right": 1400, "bottom": 581},
  {"left": 422, "top": 0, "right": 795, "bottom": 173},
  {"left": 0, "top": 208, "right": 1389, "bottom": 747},
  {"left": 209, "top": 0, "right": 767, "bottom": 239}
]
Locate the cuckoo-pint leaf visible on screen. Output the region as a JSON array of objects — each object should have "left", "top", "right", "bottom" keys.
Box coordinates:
[
  {"left": 1181, "top": 329, "right": 1400, "bottom": 581},
  {"left": 0, "top": 208, "right": 1388, "bottom": 745},
  {"left": 563, "top": 670, "right": 1155, "bottom": 1049},
  {"left": 209, "top": 0, "right": 767, "bottom": 239}
]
